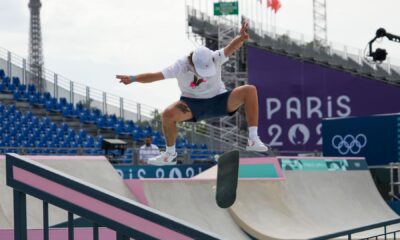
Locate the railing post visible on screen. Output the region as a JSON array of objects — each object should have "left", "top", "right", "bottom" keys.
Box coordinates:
[
  {"left": 86, "top": 86, "right": 90, "bottom": 108},
  {"left": 22, "top": 59, "right": 27, "bottom": 85},
  {"left": 7, "top": 51, "right": 12, "bottom": 78},
  {"left": 390, "top": 163, "right": 394, "bottom": 200},
  {"left": 43, "top": 201, "right": 49, "bottom": 240},
  {"left": 70, "top": 81, "right": 74, "bottom": 104},
  {"left": 137, "top": 103, "right": 141, "bottom": 122},
  {"left": 54, "top": 73, "right": 58, "bottom": 99},
  {"left": 120, "top": 97, "right": 124, "bottom": 120},
  {"left": 116, "top": 233, "right": 129, "bottom": 240},
  {"left": 358, "top": 49, "right": 363, "bottom": 65},
  {"left": 13, "top": 190, "right": 27, "bottom": 240},
  {"left": 102, "top": 92, "right": 107, "bottom": 115},
  {"left": 384, "top": 225, "right": 387, "bottom": 239},
  {"left": 68, "top": 212, "right": 74, "bottom": 240},
  {"left": 93, "top": 223, "right": 99, "bottom": 240}
]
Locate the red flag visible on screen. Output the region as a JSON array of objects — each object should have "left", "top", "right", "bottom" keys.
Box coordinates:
[
  {"left": 267, "top": 0, "right": 272, "bottom": 8},
  {"left": 270, "top": 0, "right": 281, "bottom": 13}
]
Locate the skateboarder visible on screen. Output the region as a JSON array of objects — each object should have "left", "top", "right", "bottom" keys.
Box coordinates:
[{"left": 117, "top": 21, "right": 269, "bottom": 165}]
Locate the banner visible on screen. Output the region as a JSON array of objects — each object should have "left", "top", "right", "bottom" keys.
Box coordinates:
[
  {"left": 279, "top": 158, "right": 368, "bottom": 171},
  {"left": 114, "top": 164, "right": 213, "bottom": 179},
  {"left": 323, "top": 114, "right": 400, "bottom": 165},
  {"left": 247, "top": 46, "right": 400, "bottom": 151}
]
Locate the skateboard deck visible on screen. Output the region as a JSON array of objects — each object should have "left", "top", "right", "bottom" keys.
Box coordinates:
[{"left": 215, "top": 150, "right": 240, "bottom": 208}]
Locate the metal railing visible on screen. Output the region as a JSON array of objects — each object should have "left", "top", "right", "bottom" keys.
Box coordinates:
[
  {"left": 0, "top": 46, "right": 155, "bottom": 122},
  {"left": 389, "top": 163, "right": 400, "bottom": 201},
  {"left": 6, "top": 153, "right": 220, "bottom": 240},
  {"left": 311, "top": 218, "right": 400, "bottom": 240}
]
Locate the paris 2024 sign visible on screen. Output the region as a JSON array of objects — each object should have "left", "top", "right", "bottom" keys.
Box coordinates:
[{"left": 247, "top": 45, "right": 400, "bottom": 152}]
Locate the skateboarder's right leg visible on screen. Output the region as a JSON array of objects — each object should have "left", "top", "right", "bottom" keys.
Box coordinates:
[
  {"left": 148, "top": 101, "right": 193, "bottom": 166},
  {"left": 162, "top": 101, "right": 193, "bottom": 147}
]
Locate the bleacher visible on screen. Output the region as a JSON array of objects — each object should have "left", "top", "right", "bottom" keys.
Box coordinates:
[
  {"left": 0, "top": 103, "right": 103, "bottom": 155},
  {"left": 0, "top": 69, "right": 221, "bottom": 163}
]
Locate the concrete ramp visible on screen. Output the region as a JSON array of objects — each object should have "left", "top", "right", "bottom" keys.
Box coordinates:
[
  {"left": 126, "top": 179, "right": 251, "bottom": 239},
  {"left": 229, "top": 157, "right": 399, "bottom": 240},
  {"left": 124, "top": 157, "right": 284, "bottom": 239},
  {"left": 0, "top": 155, "right": 136, "bottom": 229}
]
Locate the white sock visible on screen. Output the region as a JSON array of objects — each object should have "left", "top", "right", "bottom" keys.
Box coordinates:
[
  {"left": 248, "top": 126, "right": 258, "bottom": 140},
  {"left": 166, "top": 145, "right": 176, "bottom": 154}
]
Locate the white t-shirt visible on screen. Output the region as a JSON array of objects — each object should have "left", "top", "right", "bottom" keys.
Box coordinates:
[
  {"left": 162, "top": 48, "right": 229, "bottom": 99},
  {"left": 139, "top": 144, "right": 160, "bottom": 163}
]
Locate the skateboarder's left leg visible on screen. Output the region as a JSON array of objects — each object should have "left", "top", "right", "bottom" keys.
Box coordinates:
[
  {"left": 227, "top": 84, "right": 258, "bottom": 127},
  {"left": 227, "top": 85, "right": 269, "bottom": 152}
]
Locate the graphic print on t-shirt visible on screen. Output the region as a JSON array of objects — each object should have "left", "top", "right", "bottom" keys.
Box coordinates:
[{"left": 190, "top": 75, "right": 207, "bottom": 89}]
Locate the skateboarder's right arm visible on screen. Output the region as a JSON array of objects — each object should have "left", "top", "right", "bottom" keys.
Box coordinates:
[{"left": 116, "top": 72, "right": 165, "bottom": 85}]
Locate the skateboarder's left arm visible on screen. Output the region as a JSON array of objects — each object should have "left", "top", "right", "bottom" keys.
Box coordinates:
[{"left": 224, "top": 21, "right": 249, "bottom": 58}]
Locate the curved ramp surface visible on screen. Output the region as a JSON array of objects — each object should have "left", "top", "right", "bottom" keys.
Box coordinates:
[
  {"left": 127, "top": 179, "right": 251, "bottom": 240},
  {"left": 230, "top": 169, "right": 399, "bottom": 239},
  {"left": 0, "top": 155, "right": 136, "bottom": 228}
]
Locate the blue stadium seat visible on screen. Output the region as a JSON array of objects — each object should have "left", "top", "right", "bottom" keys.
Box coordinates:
[
  {"left": 132, "top": 128, "right": 144, "bottom": 141},
  {"left": 28, "top": 84, "right": 36, "bottom": 93},
  {"left": 0, "top": 69, "right": 5, "bottom": 79},
  {"left": 18, "top": 84, "right": 26, "bottom": 92},
  {"left": 12, "top": 77, "right": 20, "bottom": 87},
  {"left": 46, "top": 98, "right": 62, "bottom": 112},
  {"left": 96, "top": 116, "right": 107, "bottom": 129},
  {"left": 2, "top": 76, "right": 10, "bottom": 84},
  {"left": 43, "top": 92, "right": 51, "bottom": 100},
  {"left": 59, "top": 97, "right": 68, "bottom": 106},
  {"left": 200, "top": 144, "right": 208, "bottom": 149}
]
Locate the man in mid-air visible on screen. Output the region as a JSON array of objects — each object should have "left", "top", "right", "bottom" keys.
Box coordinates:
[{"left": 117, "top": 22, "right": 269, "bottom": 165}]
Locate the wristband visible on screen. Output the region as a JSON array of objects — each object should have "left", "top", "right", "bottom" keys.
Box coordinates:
[{"left": 129, "top": 75, "right": 135, "bottom": 83}]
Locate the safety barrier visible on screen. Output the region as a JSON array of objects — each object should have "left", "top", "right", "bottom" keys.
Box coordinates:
[{"left": 311, "top": 218, "right": 400, "bottom": 240}]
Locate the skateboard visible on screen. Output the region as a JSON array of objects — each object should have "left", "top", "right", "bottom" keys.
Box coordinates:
[{"left": 215, "top": 150, "right": 240, "bottom": 208}]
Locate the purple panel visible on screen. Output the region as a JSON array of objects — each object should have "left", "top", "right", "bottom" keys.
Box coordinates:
[{"left": 247, "top": 46, "right": 400, "bottom": 151}]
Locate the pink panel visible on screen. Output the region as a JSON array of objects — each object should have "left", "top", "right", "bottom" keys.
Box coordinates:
[
  {"left": 0, "top": 155, "right": 106, "bottom": 161},
  {"left": 124, "top": 180, "right": 149, "bottom": 206},
  {"left": 12, "top": 167, "right": 192, "bottom": 240},
  {"left": 0, "top": 228, "right": 117, "bottom": 240},
  {"left": 239, "top": 157, "right": 277, "bottom": 165}
]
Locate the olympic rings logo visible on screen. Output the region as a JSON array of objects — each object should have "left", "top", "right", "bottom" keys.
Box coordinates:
[{"left": 331, "top": 134, "right": 367, "bottom": 155}]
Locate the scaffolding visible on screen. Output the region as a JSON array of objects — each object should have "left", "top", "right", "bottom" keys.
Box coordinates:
[{"left": 313, "top": 0, "right": 328, "bottom": 45}]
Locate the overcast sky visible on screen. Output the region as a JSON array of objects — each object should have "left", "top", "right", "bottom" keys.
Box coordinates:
[{"left": 0, "top": 0, "right": 399, "bottom": 110}]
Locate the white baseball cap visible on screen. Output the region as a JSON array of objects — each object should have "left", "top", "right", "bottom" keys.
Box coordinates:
[{"left": 192, "top": 46, "right": 216, "bottom": 78}]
